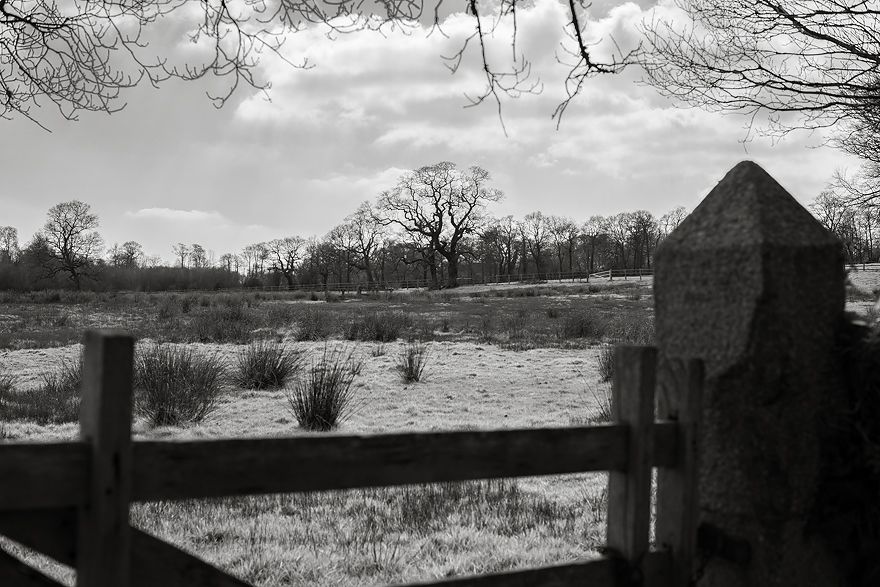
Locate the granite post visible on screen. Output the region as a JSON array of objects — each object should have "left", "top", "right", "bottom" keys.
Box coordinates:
[{"left": 654, "top": 161, "right": 845, "bottom": 586}]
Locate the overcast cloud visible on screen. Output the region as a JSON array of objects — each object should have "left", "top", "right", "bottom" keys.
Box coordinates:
[{"left": 0, "top": 0, "right": 860, "bottom": 263}]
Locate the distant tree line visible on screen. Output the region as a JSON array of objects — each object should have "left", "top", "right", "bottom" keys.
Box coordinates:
[
  {"left": 810, "top": 190, "right": 880, "bottom": 266},
  {"left": 0, "top": 162, "right": 690, "bottom": 292}
]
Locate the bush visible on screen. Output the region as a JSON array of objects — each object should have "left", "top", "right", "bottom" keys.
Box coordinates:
[
  {"left": 295, "top": 309, "right": 334, "bottom": 341},
  {"left": 0, "top": 372, "right": 17, "bottom": 419},
  {"left": 562, "top": 310, "right": 603, "bottom": 339},
  {"left": 598, "top": 346, "right": 614, "bottom": 383},
  {"left": 398, "top": 341, "right": 430, "bottom": 383},
  {"left": 287, "top": 346, "right": 362, "bottom": 431},
  {"left": 134, "top": 344, "right": 227, "bottom": 426},
  {"left": 234, "top": 340, "right": 302, "bottom": 390},
  {"left": 344, "top": 311, "right": 410, "bottom": 342},
  {"left": 189, "top": 304, "right": 255, "bottom": 343},
  {"left": 0, "top": 355, "right": 82, "bottom": 424},
  {"left": 586, "top": 382, "right": 613, "bottom": 424}
]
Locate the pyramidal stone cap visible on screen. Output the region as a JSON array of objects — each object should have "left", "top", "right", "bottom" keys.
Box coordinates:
[{"left": 661, "top": 160, "right": 838, "bottom": 251}]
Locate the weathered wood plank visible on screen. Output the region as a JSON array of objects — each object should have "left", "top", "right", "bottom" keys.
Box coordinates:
[
  {"left": 129, "top": 529, "right": 253, "bottom": 587},
  {"left": 0, "top": 547, "right": 66, "bottom": 587},
  {"left": 396, "top": 551, "right": 671, "bottom": 586},
  {"left": 0, "top": 516, "right": 253, "bottom": 587},
  {"left": 132, "top": 424, "right": 671, "bottom": 501},
  {"left": 0, "top": 508, "right": 76, "bottom": 566},
  {"left": 606, "top": 346, "right": 657, "bottom": 563},
  {"left": 655, "top": 357, "right": 703, "bottom": 587},
  {"left": 76, "top": 331, "right": 135, "bottom": 587},
  {"left": 396, "top": 557, "right": 616, "bottom": 586},
  {"left": 0, "top": 424, "right": 677, "bottom": 509},
  {"left": 0, "top": 442, "right": 88, "bottom": 510}
]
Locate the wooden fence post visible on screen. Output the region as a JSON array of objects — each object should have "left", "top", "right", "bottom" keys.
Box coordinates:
[
  {"left": 77, "top": 330, "right": 135, "bottom": 587},
  {"left": 607, "top": 346, "right": 656, "bottom": 567},
  {"left": 655, "top": 358, "right": 703, "bottom": 586}
]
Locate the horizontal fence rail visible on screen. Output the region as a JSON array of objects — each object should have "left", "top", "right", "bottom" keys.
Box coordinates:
[
  {"left": 0, "top": 333, "right": 699, "bottom": 587},
  {"left": 0, "top": 424, "right": 678, "bottom": 509}
]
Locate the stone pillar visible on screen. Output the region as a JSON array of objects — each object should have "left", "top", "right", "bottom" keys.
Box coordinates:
[{"left": 654, "top": 161, "right": 845, "bottom": 586}]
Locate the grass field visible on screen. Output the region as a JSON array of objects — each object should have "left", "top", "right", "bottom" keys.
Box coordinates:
[{"left": 6, "top": 273, "right": 866, "bottom": 585}]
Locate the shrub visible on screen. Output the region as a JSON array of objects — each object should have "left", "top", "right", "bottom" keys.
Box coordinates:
[
  {"left": 234, "top": 340, "right": 303, "bottom": 390},
  {"left": 562, "top": 310, "right": 603, "bottom": 339},
  {"left": 295, "top": 309, "right": 334, "bottom": 341},
  {"left": 287, "top": 346, "right": 362, "bottom": 431},
  {"left": 189, "top": 305, "right": 254, "bottom": 343},
  {"left": 397, "top": 341, "right": 429, "bottom": 383},
  {"left": 134, "top": 344, "right": 227, "bottom": 427},
  {"left": 598, "top": 346, "right": 615, "bottom": 383},
  {"left": 1, "top": 355, "right": 82, "bottom": 424},
  {"left": 344, "top": 311, "right": 410, "bottom": 342},
  {"left": 586, "top": 382, "right": 614, "bottom": 424},
  {"left": 0, "top": 373, "right": 17, "bottom": 418}
]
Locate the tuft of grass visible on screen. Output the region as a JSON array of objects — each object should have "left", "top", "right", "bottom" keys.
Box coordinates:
[
  {"left": 344, "top": 311, "right": 410, "bottom": 342},
  {"left": 586, "top": 382, "right": 614, "bottom": 424},
  {"left": 562, "top": 310, "right": 603, "bottom": 339},
  {"left": 234, "top": 340, "right": 303, "bottom": 390},
  {"left": 189, "top": 305, "right": 254, "bottom": 343},
  {"left": 371, "top": 343, "right": 387, "bottom": 357},
  {"left": 287, "top": 346, "right": 363, "bottom": 431},
  {"left": 0, "top": 355, "right": 82, "bottom": 424},
  {"left": 134, "top": 344, "right": 228, "bottom": 427},
  {"left": 295, "top": 309, "right": 334, "bottom": 341},
  {"left": 598, "top": 346, "right": 614, "bottom": 383},
  {"left": 398, "top": 341, "right": 430, "bottom": 383},
  {"left": 0, "top": 372, "right": 17, "bottom": 420}
]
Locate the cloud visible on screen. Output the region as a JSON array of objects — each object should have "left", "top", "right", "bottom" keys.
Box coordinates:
[{"left": 126, "top": 208, "right": 227, "bottom": 223}]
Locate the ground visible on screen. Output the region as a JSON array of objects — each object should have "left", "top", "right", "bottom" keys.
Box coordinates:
[{"left": 0, "top": 271, "right": 872, "bottom": 585}]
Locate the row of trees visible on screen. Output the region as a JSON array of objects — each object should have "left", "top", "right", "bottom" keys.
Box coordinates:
[
  {"left": 810, "top": 191, "right": 880, "bottom": 266},
  {"left": 0, "top": 163, "right": 690, "bottom": 292}
]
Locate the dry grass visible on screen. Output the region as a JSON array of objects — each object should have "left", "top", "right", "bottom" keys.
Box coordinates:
[
  {"left": 134, "top": 344, "right": 228, "bottom": 427},
  {"left": 397, "top": 341, "right": 430, "bottom": 383},
  {"left": 287, "top": 345, "right": 363, "bottom": 431},
  {"left": 234, "top": 340, "right": 303, "bottom": 390},
  {"left": 0, "top": 282, "right": 654, "bottom": 350},
  {"left": 0, "top": 287, "right": 639, "bottom": 585}
]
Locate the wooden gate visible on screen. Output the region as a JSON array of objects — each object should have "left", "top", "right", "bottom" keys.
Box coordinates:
[{"left": 0, "top": 330, "right": 701, "bottom": 587}]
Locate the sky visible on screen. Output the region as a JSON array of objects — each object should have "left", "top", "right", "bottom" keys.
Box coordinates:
[{"left": 0, "top": 0, "right": 862, "bottom": 264}]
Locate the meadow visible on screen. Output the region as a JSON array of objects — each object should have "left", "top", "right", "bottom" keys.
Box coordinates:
[{"left": 1, "top": 273, "right": 871, "bottom": 585}]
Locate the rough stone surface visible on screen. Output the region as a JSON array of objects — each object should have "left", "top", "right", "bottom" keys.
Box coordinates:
[{"left": 654, "top": 161, "right": 845, "bottom": 586}]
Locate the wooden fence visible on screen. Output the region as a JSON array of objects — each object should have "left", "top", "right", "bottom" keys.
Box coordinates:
[{"left": 0, "top": 331, "right": 702, "bottom": 587}]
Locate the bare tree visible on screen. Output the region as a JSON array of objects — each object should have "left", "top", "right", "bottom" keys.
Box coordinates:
[
  {"left": 109, "top": 241, "right": 143, "bottom": 268},
  {"left": 2, "top": 0, "right": 634, "bottom": 128},
  {"left": 219, "top": 253, "right": 239, "bottom": 274},
  {"left": 481, "top": 215, "right": 520, "bottom": 278},
  {"left": 546, "top": 215, "right": 578, "bottom": 276},
  {"left": 172, "top": 243, "right": 190, "bottom": 269},
  {"left": 41, "top": 200, "right": 103, "bottom": 289},
  {"left": 265, "top": 236, "right": 305, "bottom": 288},
  {"left": 334, "top": 202, "right": 384, "bottom": 288},
  {"left": 643, "top": 0, "right": 880, "bottom": 133},
  {"left": 189, "top": 243, "right": 208, "bottom": 268},
  {"left": 377, "top": 162, "right": 502, "bottom": 288},
  {"left": 0, "top": 226, "right": 19, "bottom": 263},
  {"left": 520, "top": 211, "right": 550, "bottom": 278}
]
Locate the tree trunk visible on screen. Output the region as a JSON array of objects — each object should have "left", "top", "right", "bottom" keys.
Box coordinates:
[{"left": 446, "top": 255, "right": 459, "bottom": 288}]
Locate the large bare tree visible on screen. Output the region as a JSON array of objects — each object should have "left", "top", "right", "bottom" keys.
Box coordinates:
[
  {"left": 2, "top": 0, "right": 633, "bottom": 127},
  {"left": 265, "top": 236, "right": 306, "bottom": 288},
  {"left": 41, "top": 200, "right": 103, "bottom": 289},
  {"left": 377, "top": 162, "right": 502, "bottom": 288},
  {"left": 643, "top": 0, "right": 880, "bottom": 131}
]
